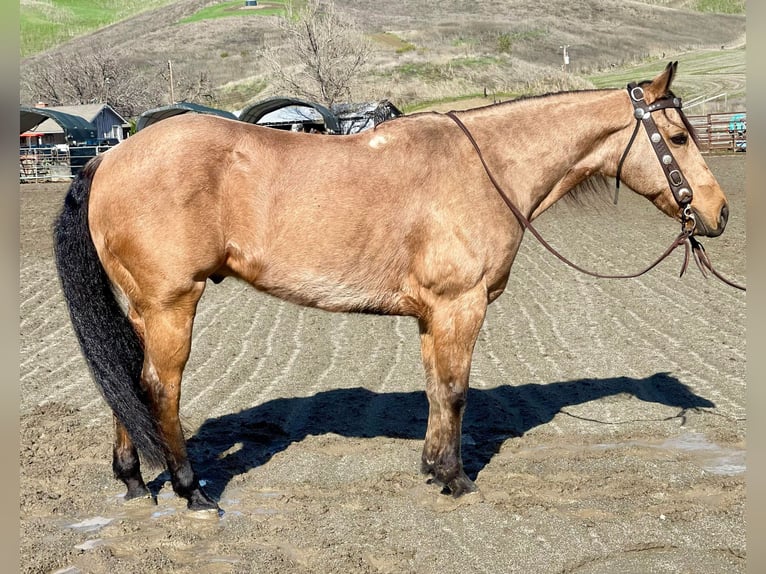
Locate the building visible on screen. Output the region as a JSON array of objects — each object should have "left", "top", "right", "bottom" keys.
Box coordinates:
[{"left": 20, "top": 103, "right": 130, "bottom": 147}]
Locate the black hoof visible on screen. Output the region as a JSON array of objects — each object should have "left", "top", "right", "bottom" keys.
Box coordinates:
[
  {"left": 421, "top": 460, "right": 477, "bottom": 497},
  {"left": 447, "top": 473, "right": 478, "bottom": 497},
  {"left": 124, "top": 481, "right": 154, "bottom": 502},
  {"left": 187, "top": 488, "right": 220, "bottom": 512}
]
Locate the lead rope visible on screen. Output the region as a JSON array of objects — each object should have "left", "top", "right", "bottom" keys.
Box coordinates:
[{"left": 444, "top": 111, "right": 745, "bottom": 291}]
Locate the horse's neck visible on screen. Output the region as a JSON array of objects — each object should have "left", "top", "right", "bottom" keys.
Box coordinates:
[{"left": 462, "top": 89, "right": 628, "bottom": 218}]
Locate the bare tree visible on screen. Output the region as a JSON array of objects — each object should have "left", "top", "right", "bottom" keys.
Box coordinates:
[
  {"left": 22, "top": 46, "right": 156, "bottom": 117},
  {"left": 21, "top": 42, "right": 217, "bottom": 118},
  {"left": 157, "top": 64, "right": 217, "bottom": 107},
  {"left": 265, "top": 0, "right": 372, "bottom": 107}
]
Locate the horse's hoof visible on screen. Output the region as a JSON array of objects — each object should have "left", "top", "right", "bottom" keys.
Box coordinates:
[
  {"left": 448, "top": 473, "right": 479, "bottom": 498},
  {"left": 187, "top": 488, "right": 220, "bottom": 513},
  {"left": 123, "top": 493, "right": 156, "bottom": 506},
  {"left": 123, "top": 484, "right": 155, "bottom": 505}
]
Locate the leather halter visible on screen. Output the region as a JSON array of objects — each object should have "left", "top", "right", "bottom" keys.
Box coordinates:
[
  {"left": 615, "top": 84, "right": 696, "bottom": 235},
  {"left": 444, "top": 88, "right": 745, "bottom": 291}
]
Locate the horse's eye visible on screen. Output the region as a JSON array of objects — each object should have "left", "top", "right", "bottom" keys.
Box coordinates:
[{"left": 670, "top": 133, "right": 688, "bottom": 146}]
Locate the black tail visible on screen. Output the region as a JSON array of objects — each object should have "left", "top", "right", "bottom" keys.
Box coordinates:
[{"left": 53, "top": 156, "right": 166, "bottom": 467}]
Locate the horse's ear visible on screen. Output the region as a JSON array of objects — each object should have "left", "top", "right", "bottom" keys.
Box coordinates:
[{"left": 643, "top": 61, "right": 678, "bottom": 103}]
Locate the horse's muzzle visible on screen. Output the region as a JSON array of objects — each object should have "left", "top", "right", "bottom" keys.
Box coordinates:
[{"left": 693, "top": 203, "right": 728, "bottom": 237}]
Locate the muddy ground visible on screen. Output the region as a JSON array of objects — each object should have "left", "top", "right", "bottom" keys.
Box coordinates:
[{"left": 20, "top": 154, "right": 746, "bottom": 574}]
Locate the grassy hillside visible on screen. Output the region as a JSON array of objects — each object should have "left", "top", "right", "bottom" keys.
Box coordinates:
[
  {"left": 20, "top": 0, "right": 180, "bottom": 57},
  {"left": 179, "top": 0, "right": 292, "bottom": 23},
  {"left": 20, "top": 0, "right": 746, "bottom": 115},
  {"left": 587, "top": 46, "right": 746, "bottom": 110}
]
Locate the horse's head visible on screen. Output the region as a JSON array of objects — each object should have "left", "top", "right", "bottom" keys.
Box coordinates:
[{"left": 616, "top": 62, "right": 729, "bottom": 237}]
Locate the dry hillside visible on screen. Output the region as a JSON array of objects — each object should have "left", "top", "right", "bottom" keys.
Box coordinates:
[{"left": 20, "top": 0, "right": 746, "bottom": 113}]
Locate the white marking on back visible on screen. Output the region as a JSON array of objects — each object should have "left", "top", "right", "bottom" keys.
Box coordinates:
[{"left": 368, "top": 134, "right": 388, "bottom": 149}]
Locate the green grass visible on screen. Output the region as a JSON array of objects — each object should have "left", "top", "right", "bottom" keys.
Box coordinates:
[
  {"left": 179, "top": 0, "right": 290, "bottom": 24},
  {"left": 19, "top": 0, "right": 295, "bottom": 55},
  {"left": 691, "top": 0, "right": 746, "bottom": 14},
  {"left": 20, "top": 0, "right": 178, "bottom": 57},
  {"left": 402, "top": 92, "right": 518, "bottom": 113},
  {"left": 370, "top": 32, "right": 416, "bottom": 54},
  {"left": 451, "top": 55, "right": 503, "bottom": 67},
  {"left": 586, "top": 46, "right": 745, "bottom": 105},
  {"left": 214, "top": 78, "right": 269, "bottom": 110},
  {"left": 388, "top": 56, "right": 503, "bottom": 83},
  {"left": 390, "top": 62, "right": 450, "bottom": 82}
]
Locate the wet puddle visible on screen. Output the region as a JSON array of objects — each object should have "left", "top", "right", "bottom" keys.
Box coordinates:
[
  {"left": 594, "top": 430, "right": 745, "bottom": 476},
  {"left": 54, "top": 482, "right": 287, "bottom": 573},
  {"left": 658, "top": 431, "right": 745, "bottom": 475}
]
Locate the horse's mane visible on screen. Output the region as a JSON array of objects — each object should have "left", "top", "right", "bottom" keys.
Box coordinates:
[{"left": 564, "top": 174, "right": 613, "bottom": 207}]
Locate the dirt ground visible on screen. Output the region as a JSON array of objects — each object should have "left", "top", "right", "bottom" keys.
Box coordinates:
[{"left": 19, "top": 154, "right": 746, "bottom": 574}]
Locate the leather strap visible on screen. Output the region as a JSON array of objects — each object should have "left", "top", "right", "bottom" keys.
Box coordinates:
[
  {"left": 618, "top": 84, "right": 694, "bottom": 210},
  {"left": 444, "top": 110, "right": 745, "bottom": 290}
]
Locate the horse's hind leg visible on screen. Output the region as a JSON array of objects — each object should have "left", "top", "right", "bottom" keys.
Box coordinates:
[
  {"left": 419, "top": 284, "right": 487, "bottom": 496},
  {"left": 139, "top": 284, "right": 218, "bottom": 511},
  {"left": 113, "top": 418, "right": 151, "bottom": 501},
  {"left": 112, "top": 307, "right": 151, "bottom": 501}
]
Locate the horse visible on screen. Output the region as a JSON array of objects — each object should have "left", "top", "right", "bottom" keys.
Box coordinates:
[{"left": 54, "top": 62, "right": 729, "bottom": 512}]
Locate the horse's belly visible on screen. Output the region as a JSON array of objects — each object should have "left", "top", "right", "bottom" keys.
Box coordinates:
[{"left": 252, "top": 267, "right": 406, "bottom": 315}]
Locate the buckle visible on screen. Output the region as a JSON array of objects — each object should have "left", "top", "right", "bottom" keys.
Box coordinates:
[{"left": 668, "top": 170, "right": 684, "bottom": 187}]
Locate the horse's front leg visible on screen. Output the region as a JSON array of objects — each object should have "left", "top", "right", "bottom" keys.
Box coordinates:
[{"left": 418, "top": 284, "right": 487, "bottom": 496}]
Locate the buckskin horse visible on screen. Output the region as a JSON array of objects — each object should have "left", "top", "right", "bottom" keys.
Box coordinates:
[{"left": 54, "top": 63, "right": 731, "bottom": 512}]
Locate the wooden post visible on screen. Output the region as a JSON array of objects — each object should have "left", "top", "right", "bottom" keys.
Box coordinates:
[{"left": 168, "top": 60, "right": 175, "bottom": 103}]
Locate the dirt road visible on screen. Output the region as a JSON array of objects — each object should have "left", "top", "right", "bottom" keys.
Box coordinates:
[{"left": 20, "top": 155, "right": 746, "bottom": 574}]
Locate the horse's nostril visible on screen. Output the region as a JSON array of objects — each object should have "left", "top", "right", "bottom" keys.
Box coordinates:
[{"left": 719, "top": 204, "right": 729, "bottom": 229}]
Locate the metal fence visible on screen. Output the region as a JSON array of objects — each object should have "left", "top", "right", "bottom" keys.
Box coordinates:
[
  {"left": 687, "top": 111, "right": 746, "bottom": 153},
  {"left": 19, "top": 145, "right": 113, "bottom": 183},
  {"left": 19, "top": 146, "right": 72, "bottom": 183}
]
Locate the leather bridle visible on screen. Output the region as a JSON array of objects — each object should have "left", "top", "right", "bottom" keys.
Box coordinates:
[
  {"left": 444, "top": 85, "right": 745, "bottom": 291},
  {"left": 615, "top": 83, "right": 697, "bottom": 235}
]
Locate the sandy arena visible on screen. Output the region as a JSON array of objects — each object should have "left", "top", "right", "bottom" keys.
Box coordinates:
[{"left": 20, "top": 154, "right": 746, "bottom": 573}]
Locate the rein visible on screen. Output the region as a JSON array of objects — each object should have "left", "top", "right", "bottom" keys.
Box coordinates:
[{"left": 444, "top": 91, "right": 746, "bottom": 291}]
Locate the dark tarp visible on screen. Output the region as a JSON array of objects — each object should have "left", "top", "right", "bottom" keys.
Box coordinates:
[
  {"left": 20, "top": 105, "right": 97, "bottom": 144},
  {"left": 136, "top": 102, "right": 238, "bottom": 131}
]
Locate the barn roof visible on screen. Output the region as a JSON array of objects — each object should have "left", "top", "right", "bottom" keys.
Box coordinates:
[
  {"left": 136, "top": 102, "right": 238, "bottom": 131},
  {"left": 44, "top": 103, "right": 128, "bottom": 125},
  {"left": 238, "top": 97, "right": 341, "bottom": 133},
  {"left": 20, "top": 105, "right": 98, "bottom": 142}
]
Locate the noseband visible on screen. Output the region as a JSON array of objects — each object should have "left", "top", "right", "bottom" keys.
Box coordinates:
[
  {"left": 445, "top": 85, "right": 745, "bottom": 291},
  {"left": 614, "top": 83, "right": 696, "bottom": 235}
]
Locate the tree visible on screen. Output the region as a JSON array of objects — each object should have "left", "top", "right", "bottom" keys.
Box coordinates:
[
  {"left": 22, "top": 47, "right": 154, "bottom": 118},
  {"left": 265, "top": 0, "right": 372, "bottom": 107},
  {"left": 21, "top": 42, "right": 216, "bottom": 118},
  {"left": 158, "top": 64, "right": 217, "bottom": 108}
]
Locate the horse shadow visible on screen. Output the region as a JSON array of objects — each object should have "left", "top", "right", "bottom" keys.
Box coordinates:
[{"left": 149, "top": 372, "right": 714, "bottom": 500}]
